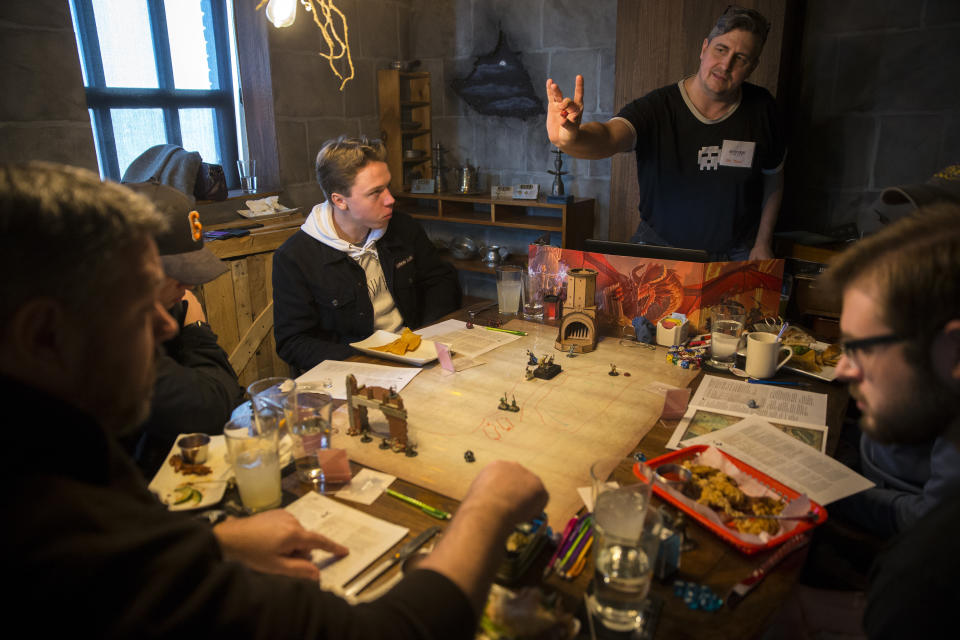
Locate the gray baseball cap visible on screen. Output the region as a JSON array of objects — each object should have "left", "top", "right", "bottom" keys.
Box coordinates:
[{"left": 124, "top": 179, "right": 228, "bottom": 285}]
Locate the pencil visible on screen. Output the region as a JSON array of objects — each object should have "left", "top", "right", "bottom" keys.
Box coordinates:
[
  {"left": 484, "top": 326, "right": 528, "bottom": 336},
  {"left": 386, "top": 488, "right": 452, "bottom": 520}
]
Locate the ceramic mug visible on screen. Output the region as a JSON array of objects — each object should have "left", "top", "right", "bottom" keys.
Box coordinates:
[{"left": 745, "top": 332, "right": 792, "bottom": 379}]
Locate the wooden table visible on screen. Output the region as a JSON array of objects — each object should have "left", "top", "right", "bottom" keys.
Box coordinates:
[{"left": 283, "top": 302, "right": 849, "bottom": 639}]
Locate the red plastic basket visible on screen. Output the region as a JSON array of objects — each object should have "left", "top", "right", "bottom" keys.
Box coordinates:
[{"left": 647, "top": 445, "right": 828, "bottom": 554}]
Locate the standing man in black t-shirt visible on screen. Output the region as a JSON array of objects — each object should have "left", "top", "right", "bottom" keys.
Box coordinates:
[{"left": 546, "top": 5, "right": 785, "bottom": 260}]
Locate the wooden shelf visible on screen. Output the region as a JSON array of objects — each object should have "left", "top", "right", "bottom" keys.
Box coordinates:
[
  {"left": 396, "top": 192, "right": 595, "bottom": 253},
  {"left": 379, "top": 69, "right": 432, "bottom": 193}
]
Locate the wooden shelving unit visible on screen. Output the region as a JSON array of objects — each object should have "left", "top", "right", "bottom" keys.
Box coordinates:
[
  {"left": 394, "top": 192, "right": 595, "bottom": 272},
  {"left": 378, "top": 69, "right": 432, "bottom": 193}
]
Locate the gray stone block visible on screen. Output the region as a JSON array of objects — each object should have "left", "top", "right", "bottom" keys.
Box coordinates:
[
  {"left": 0, "top": 28, "right": 88, "bottom": 122},
  {"left": 473, "top": 117, "right": 525, "bottom": 171},
  {"left": 874, "top": 114, "right": 943, "bottom": 188},
  {"left": 440, "top": 57, "right": 474, "bottom": 117},
  {"left": 276, "top": 119, "right": 312, "bottom": 185},
  {"left": 927, "top": 0, "right": 960, "bottom": 25},
  {"left": 306, "top": 117, "right": 362, "bottom": 164},
  {"left": 798, "top": 116, "right": 876, "bottom": 190},
  {"left": 0, "top": 0, "right": 73, "bottom": 29},
  {"left": 524, "top": 52, "right": 550, "bottom": 106},
  {"left": 344, "top": 59, "right": 377, "bottom": 118},
  {"left": 799, "top": 35, "right": 837, "bottom": 121},
  {"left": 409, "top": 0, "right": 465, "bottom": 59},
  {"left": 543, "top": 0, "right": 616, "bottom": 50},
  {"left": 598, "top": 49, "right": 615, "bottom": 113},
  {"left": 356, "top": 1, "right": 400, "bottom": 58},
  {"left": 281, "top": 181, "right": 326, "bottom": 210},
  {"left": 432, "top": 116, "right": 476, "bottom": 172},
  {"left": 271, "top": 50, "right": 346, "bottom": 118},
  {"left": 805, "top": 0, "right": 921, "bottom": 34},
  {"left": 523, "top": 115, "right": 553, "bottom": 173},
  {"left": 548, "top": 50, "right": 598, "bottom": 111},
  {"left": 0, "top": 124, "right": 98, "bottom": 170},
  {"left": 472, "top": 0, "right": 544, "bottom": 51},
  {"left": 832, "top": 34, "right": 879, "bottom": 113},
  {"left": 875, "top": 29, "right": 960, "bottom": 111}
]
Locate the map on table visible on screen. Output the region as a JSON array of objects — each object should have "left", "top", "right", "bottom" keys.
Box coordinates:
[{"left": 330, "top": 320, "right": 698, "bottom": 526}]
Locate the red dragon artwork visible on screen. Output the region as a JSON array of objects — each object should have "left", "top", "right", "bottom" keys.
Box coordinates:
[{"left": 528, "top": 247, "right": 783, "bottom": 333}]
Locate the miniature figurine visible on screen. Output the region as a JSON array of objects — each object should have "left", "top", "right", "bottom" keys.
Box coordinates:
[
  {"left": 534, "top": 357, "right": 562, "bottom": 380},
  {"left": 747, "top": 399, "right": 759, "bottom": 409},
  {"left": 379, "top": 438, "right": 391, "bottom": 449},
  {"left": 509, "top": 395, "right": 520, "bottom": 412},
  {"left": 405, "top": 443, "right": 418, "bottom": 458},
  {"left": 527, "top": 350, "right": 538, "bottom": 366},
  {"left": 566, "top": 345, "right": 577, "bottom": 358},
  {"left": 609, "top": 364, "right": 619, "bottom": 376},
  {"left": 466, "top": 320, "right": 473, "bottom": 329},
  {"left": 525, "top": 366, "right": 534, "bottom": 380},
  {"left": 498, "top": 393, "right": 511, "bottom": 410},
  {"left": 464, "top": 450, "right": 475, "bottom": 463}
]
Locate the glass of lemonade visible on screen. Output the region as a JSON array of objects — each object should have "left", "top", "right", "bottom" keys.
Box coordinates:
[
  {"left": 495, "top": 264, "right": 523, "bottom": 316},
  {"left": 224, "top": 417, "right": 282, "bottom": 513},
  {"left": 707, "top": 303, "right": 746, "bottom": 369},
  {"left": 588, "top": 456, "right": 661, "bottom": 633}
]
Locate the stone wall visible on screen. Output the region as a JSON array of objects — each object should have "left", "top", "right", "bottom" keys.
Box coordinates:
[
  {"left": 408, "top": 0, "right": 617, "bottom": 240},
  {"left": 0, "top": 1, "right": 98, "bottom": 170},
  {"left": 783, "top": 0, "right": 960, "bottom": 234},
  {"left": 267, "top": 0, "right": 411, "bottom": 208}
]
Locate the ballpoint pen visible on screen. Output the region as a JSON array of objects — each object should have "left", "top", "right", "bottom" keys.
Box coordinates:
[
  {"left": 747, "top": 379, "right": 810, "bottom": 388},
  {"left": 484, "top": 326, "right": 528, "bottom": 336},
  {"left": 386, "top": 488, "right": 452, "bottom": 520}
]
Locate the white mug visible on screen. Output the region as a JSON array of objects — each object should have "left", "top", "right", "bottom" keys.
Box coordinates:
[{"left": 745, "top": 332, "right": 792, "bottom": 379}]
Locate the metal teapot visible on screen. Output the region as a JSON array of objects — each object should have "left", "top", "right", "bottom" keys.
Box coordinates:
[{"left": 480, "top": 245, "right": 508, "bottom": 267}]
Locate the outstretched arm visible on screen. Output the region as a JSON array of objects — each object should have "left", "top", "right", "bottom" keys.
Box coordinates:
[
  {"left": 417, "top": 460, "right": 548, "bottom": 613},
  {"left": 546, "top": 75, "right": 633, "bottom": 159}
]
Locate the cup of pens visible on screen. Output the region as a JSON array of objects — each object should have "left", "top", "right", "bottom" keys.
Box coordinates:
[{"left": 587, "top": 456, "right": 661, "bottom": 633}]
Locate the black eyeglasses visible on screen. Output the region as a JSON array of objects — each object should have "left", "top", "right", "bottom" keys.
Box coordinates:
[{"left": 839, "top": 333, "right": 906, "bottom": 368}]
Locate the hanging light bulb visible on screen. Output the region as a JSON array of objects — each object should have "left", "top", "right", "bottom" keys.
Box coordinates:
[{"left": 265, "top": 0, "right": 298, "bottom": 28}]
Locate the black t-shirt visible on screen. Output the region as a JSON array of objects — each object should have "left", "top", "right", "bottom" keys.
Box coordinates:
[{"left": 615, "top": 80, "right": 786, "bottom": 253}]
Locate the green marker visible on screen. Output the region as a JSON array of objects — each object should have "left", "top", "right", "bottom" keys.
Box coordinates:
[{"left": 386, "top": 488, "right": 452, "bottom": 520}]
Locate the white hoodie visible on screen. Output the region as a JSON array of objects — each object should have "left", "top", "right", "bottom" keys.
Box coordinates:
[{"left": 301, "top": 201, "right": 403, "bottom": 333}]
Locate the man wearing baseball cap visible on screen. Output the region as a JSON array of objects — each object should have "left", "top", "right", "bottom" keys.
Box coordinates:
[{"left": 124, "top": 180, "right": 245, "bottom": 476}]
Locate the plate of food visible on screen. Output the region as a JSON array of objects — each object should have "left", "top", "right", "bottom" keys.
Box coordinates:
[
  {"left": 148, "top": 434, "right": 231, "bottom": 510},
  {"left": 648, "top": 445, "right": 827, "bottom": 554},
  {"left": 350, "top": 328, "right": 438, "bottom": 366},
  {"left": 775, "top": 325, "right": 841, "bottom": 381}
]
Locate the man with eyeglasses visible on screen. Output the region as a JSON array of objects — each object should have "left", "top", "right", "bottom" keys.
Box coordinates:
[
  {"left": 820, "top": 203, "right": 960, "bottom": 636},
  {"left": 546, "top": 5, "right": 785, "bottom": 261}
]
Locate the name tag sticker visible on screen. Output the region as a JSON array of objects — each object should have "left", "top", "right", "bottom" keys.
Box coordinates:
[{"left": 719, "top": 139, "right": 756, "bottom": 168}]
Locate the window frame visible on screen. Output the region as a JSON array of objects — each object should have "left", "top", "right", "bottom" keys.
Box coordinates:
[{"left": 71, "top": 0, "right": 240, "bottom": 188}]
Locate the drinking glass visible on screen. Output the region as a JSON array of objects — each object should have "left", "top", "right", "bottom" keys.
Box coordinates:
[
  {"left": 247, "top": 377, "right": 295, "bottom": 435},
  {"left": 237, "top": 159, "right": 257, "bottom": 193},
  {"left": 707, "top": 303, "right": 746, "bottom": 369},
  {"left": 224, "top": 417, "right": 282, "bottom": 513},
  {"left": 588, "top": 456, "right": 660, "bottom": 632},
  {"left": 495, "top": 265, "right": 522, "bottom": 316},
  {"left": 521, "top": 268, "right": 545, "bottom": 320},
  {"left": 284, "top": 383, "right": 336, "bottom": 489}
]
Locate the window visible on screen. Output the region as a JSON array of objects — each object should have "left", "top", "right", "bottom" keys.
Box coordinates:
[{"left": 70, "top": 0, "right": 240, "bottom": 188}]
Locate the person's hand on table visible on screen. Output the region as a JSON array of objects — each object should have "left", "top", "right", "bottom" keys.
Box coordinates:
[
  {"left": 214, "top": 509, "right": 349, "bottom": 582},
  {"left": 546, "top": 75, "right": 584, "bottom": 147},
  {"left": 461, "top": 459, "right": 549, "bottom": 525}
]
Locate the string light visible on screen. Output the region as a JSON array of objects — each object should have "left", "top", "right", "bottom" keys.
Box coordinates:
[{"left": 256, "top": 0, "right": 355, "bottom": 91}]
